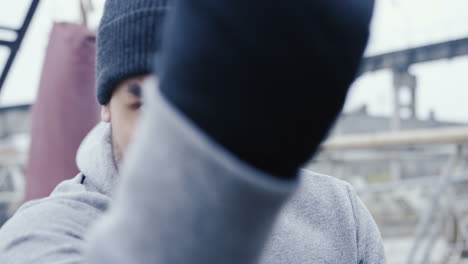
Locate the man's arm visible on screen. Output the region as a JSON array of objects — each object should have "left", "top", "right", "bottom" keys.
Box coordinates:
[
  {"left": 0, "top": 181, "right": 109, "bottom": 263},
  {"left": 86, "top": 0, "right": 375, "bottom": 262}
]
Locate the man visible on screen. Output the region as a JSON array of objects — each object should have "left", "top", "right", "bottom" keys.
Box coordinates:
[{"left": 0, "top": 0, "right": 385, "bottom": 263}]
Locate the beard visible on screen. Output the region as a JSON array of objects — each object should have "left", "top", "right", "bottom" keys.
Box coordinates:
[{"left": 110, "top": 126, "right": 123, "bottom": 171}]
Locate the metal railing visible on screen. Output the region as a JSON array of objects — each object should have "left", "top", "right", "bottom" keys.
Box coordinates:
[
  {"left": 316, "top": 127, "right": 468, "bottom": 263},
  {"left": 0, "top": 0, "right": 41, "bottom": 92}
]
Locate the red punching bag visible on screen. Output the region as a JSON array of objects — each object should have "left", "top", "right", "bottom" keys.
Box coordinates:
[{"left": 25, "top": 23, "right": 99, "bottom": 201}]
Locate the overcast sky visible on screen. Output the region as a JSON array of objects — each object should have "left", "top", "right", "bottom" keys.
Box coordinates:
[{"left": 1, "top": 0, "right": 468, "bottom": 122}]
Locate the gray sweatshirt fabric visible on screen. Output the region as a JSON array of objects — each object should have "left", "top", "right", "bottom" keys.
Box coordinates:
[{"left": 0, "top": 87, "right": 385, "bottom": 263}]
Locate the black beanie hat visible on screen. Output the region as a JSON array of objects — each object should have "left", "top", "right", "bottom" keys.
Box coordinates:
[{"left": 96, "top": 0, "right": 169, "bottom": 105}]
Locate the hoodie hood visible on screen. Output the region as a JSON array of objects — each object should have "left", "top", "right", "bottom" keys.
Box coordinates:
[{"left": 76, "top": 122, "right": 118, "bottom": 197}]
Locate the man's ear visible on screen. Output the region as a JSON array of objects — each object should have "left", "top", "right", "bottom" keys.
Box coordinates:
[{"left": 101, "top": 105, "right": 111, "bottom": 123}]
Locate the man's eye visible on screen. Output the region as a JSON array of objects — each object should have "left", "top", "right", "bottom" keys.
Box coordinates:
[{"left": 130, "top": 102, "right": 143, "bottom": 110}]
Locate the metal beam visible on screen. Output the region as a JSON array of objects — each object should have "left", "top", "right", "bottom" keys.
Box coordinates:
[
  {"left": 359, "top": 37, "right": 468, "bottom": 75},
  {"left": 0, "top": 40, "right": 14, "bottom": 48},
  {"left": 354, "top": 173, "right": 468, "bottom": 194},
  {"left": 0, "top": 0, "right": 41, "bottom": 93},
  {"left": 0, "top": 192, "right": 18, "bottom": 204},
  {"left": 0, "top": 26, "right": 17, "bottom": 32},
  {"left": 321, "top": 126, "right": 468, "bottom": 150}
]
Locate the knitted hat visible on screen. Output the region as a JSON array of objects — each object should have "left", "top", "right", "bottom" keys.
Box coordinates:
[{"left": 96, "top": 0, "right": 169, "bottom": 105}]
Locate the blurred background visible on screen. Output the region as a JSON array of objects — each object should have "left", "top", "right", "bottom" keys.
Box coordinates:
[{"left": 1, "top": 1, "right": 468, "bottom": 263}]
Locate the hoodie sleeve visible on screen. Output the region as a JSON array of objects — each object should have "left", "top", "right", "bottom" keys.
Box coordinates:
[
  {"left": 346, "top": 184, "right": 386, "bottom": 263},
  {"left": 85, "top": 84, "right": 298, "bottom": 263},
  {"left": 0, "top": 180, "right": 109, "bottom": 264}
]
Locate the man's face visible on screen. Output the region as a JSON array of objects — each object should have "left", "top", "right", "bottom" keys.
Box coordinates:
[{"left": 101, "top": 75, "right": 153, "bottom": 167}]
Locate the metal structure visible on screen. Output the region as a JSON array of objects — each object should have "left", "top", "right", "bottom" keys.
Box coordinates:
[
  {"left": 359, "top": 37, "right": 468, "bottom": 75},
  {"left": 317, "top": 128, "right": 468, "bottom": 263},
  {"left": 322, "top": 126, "right": 468, "bottom": 151},
  {"left": 357, "top": 36, "right": 468, "bottom": 184},
  {"left": 0, "top": 104, "right": 30, "bottom": 224},
  {"left": 358, "top": 37, "right": 468, "bottom": 131},
  {"left": 0, "top": 0, "right": 41, "bottom": 93}
]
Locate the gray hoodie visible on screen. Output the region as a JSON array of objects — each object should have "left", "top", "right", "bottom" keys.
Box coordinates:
[{"left": 0, "top": 87, "right": 385, "bottom": 263}]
